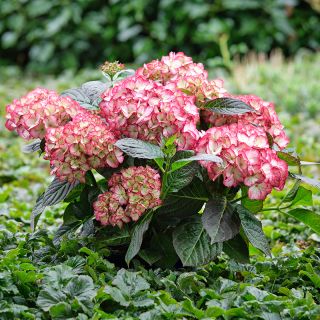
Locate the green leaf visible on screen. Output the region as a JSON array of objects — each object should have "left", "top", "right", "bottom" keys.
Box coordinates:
[
  {"left": 236, "top": 205, "right": 270, "bottom": 256},
  {"left": 283, "top": 180, "right": 301, "bottom": 203},
  {"left": 290, "top": 173, "right": 320, "bottom": 189},
  {"left": 155, "top": 182, "right": 207, "bottom": 229},
  {"left": 277, "top": 151, "right": 301, "bottom": 173},
  {"left": 43, "top": 176, "right": 79, "bottom": 206},
  {"left": 115, "top": 138, "right": 164, "bottom": 159},
  {"left": 21, "top": 139, "right": 42, "bottom": 153},
  {"left": 175, "top": 153, "right": 222, "bottom": 164},
  {"left": 166, "top": 161, "right": 199, "bottom": 193},
  {"left": 286, "top": 209, "right": 320, "bottom": 234},
  {"left": 49, "top": 302, "right": 72, "bottom": 319},
  {"left": 203, "top": 97, "right": 254, "bottom": 115},
  {"left": 125, "top": 211, "right": 154, "bottom": 265},
  {"left": 299, "top": 263, "right": 320, "bottom": 288},
  {"left": 37, "top": 288, "right": 67, "bottom": 312},
  {"left": 31, "top": 192, "right": 45, "bottom": 231},
  {"left": 173, "top": 215, "right": 223, "bottom": 267},
  {"left": 223, "top": 234, "right": 250, "bottom": 263},
  {"left": 96, "top": 225, "right": 131, "bottom": 246},
  {"left": 290, "top": 186, "right": 313, "bottom": 207},
  {"left": 112, "top": 269, "right": 150, "bottom": 296},
  {"left": 65, "top": 275, "right": 96, "bottom": 302},
  {"left": 202, "top": 196, "right": 240, "bottom": 244},
  {"left": 241, "top": 198, "right": 263, "bottom": 214},
  {"left": 139, "top": 249, "right": 162, "bottom": 265}
]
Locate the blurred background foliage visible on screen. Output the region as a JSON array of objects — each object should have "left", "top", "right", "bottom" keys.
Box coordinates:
[{"left": 1, "top": 0, "right": 320, "bottom": 73}]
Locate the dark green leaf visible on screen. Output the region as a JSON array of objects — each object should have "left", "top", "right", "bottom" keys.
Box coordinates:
[
  {"left": 115, "top": 138, "right": 164, "bottom": 159},
  {"left": 283, "top": 180, "right": 301, "bottom": 203},
  {"left": 125, "top": 211, "right": 154, "bottom": 265},
  {"left": 202, "top": 196, "right": 240, "bottom": 243},
  {"left": 96, "top": 225, "right": 131, "bottom": 246},
  {"left": 223, "top": 234, "right": 250, "bottom": 263},
  {"left": 43, "top": 176, "right": 79, "bottom": 206},
  {"left": 21, "top": 139, "right": 41, "bottom": 153},
  {"left": 277, "top": 151, "right": 301, "bottom": 172},
  {"left": 236, "top": 205, "right": 270, "bottom": 256},
  {"left": 166, "top": 161, "right": 199, "bottom": 193},
  {"left": 31, "top": 192, "right": 45, "bottom": 231},
  {"left": 175, "top": 153, "right": 222, "bottom": 164},
  {"left": 286, "top": 209, "right": 320, "bottom": 234},
  {"left": 203, "top": 97, "right": 254, "bottom": 115},
  {"left": 173, "top": 215, "right": 223, "bottom": 267}
]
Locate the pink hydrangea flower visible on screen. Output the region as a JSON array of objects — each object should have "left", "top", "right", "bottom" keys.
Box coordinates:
[
  {"left": 44, "top": 111, "right": 123, "bottom": 183},
  {"left": 5, "top": 88, "right": 80, "bottom": 140},
  {"left": 136, "top": 52, "right": 227, "bottom": 105},
  {"left": 202, "top": 94, "right": 289, "bottom": 149},
  {"left": 196, "top": 123, "right": 288, "bottom": 200},
  {"left": 99, "top": 75, "right": 200, "bottom": 150},
  {"left": 94, "top": 166, "right": 162, "bottom": 227}
]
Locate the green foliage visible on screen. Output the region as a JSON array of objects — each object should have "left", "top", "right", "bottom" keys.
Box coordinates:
[{"left": 1, "top": 1, "right": 320, "bottom": 72}]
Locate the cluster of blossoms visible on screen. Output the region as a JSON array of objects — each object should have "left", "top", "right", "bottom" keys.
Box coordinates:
[
  {"left": 99, "top": 76, "right": 200, "bottom": 150},
  {"left": 202, "top": 94, "right": 289, "bottom": 150},
  {"left": 136, "top": 52, "right": 226, "bottom": 105},
  {"left": 197, "top": 123, "right": 288, "bottom": 200},
  {"left": 5, "top": 88, "right": 80, "bottom": 140},
  {"left": 94, "top": 166, "right": 162, "bottom": 227},
  {"left": 44, "top": 112, "right": 123, "bottom": 183}
]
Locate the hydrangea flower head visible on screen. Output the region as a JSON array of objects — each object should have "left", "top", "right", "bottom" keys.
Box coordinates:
[
  {"left": 99, "top": 75, "right": 200, "bottom": 150},
  {"left": 94, "top": 166, "right": 162, "bottom": 227},
  {"left": 5, "top": 88, "right": 80, "bottom": 140},
  {"left": 136, "top": 52, "right": 227, "bottom": 105},
  {"left": 44, "top": 111, "right": 123, "bottom": 183},
  {"left": 100, "top": 60, "right": 125, "bottom": 77},
  {"left": 202, "top": 94, "right": 289, "bottom": 149},
  {"left": 197, "top": 122, "right": 288, "bottom": 200}
]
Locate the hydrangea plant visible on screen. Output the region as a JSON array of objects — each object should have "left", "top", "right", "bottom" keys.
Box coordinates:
[{"left": 5, "top": 53, "right": 320, "bottom": 267}]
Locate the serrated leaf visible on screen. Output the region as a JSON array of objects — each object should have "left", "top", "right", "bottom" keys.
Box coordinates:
[
  {"left": 31, "top": 192, "right": 45, "bottom": 231},
  {"left": 22, "top": 139, "right": 42, "bottom": 153},
  {"left": 236, "top": 205, "right": 270, "bottom": 256},
  {"left": 125, "top": 211, "right": 154, "bottom": 265},
  {"left": 202, "top": 196, "right": 240, "bottom": 244},
  {"left": 290, "top": 173, "right": 320, "bottom": 189},
  {"left": 176, "top": 153, "right": 222, "bottom": 164},
  {"left": 223, "top": 234, "right": 249, "bottom": 263},
  {"left": 166, "top": 161, "right": 199, "bottom": 193},
  {"left": 65, "top": 275, "right": 95, "bottom": 302},
  {"left": 43, "top": 176, "right": 79, "bottom": 206},
  {"left": 286, "top": 209, "right": 320, "bottom": 234},
  {"left": 203, "top": 97, "right": 254, "bottom": 115},
  {"left": 173, "top": 215, "right": 223, "bottom": 267},
  {"left": 115, "top": 138, "right": 164, "bottom": 159}
]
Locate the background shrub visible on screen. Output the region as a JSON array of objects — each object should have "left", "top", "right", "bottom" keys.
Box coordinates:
[{"left": 1, "top": 0, "right": 320, "bottom": 73}]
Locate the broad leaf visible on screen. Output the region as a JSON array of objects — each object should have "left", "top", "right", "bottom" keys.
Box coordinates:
[
  {"left": 290, "top": 173, "right": 320, "bottom": 189},
  {"left": 203, "top": 97, "right": 254, "bottom": 115},
  {"left": 22, "top": 139, "right": 42, "bottom": 153},
  {"left": 37, "top": 288, "right": 67, "bottom": 312},
  {"left": 286, "top": 209, "right": 320, "bottom": 234},
  {"left": 31, "top": 192, "right": 45, "bottom": 231},
  {"left": 43, "top": 176, "right": 79, "bottom": 206},
  {"left": 166, "top": 161, "right": 199, "bottom": 193},
  {"left": 223, "top": 234, "right": 250, "bottom": 263},
  {"left": 175, "top": 153, "right": 222, "bottom": 164},
  {"left": 283, "top": 180, "right": 301, "bottom": 203},
  {"left": 290, "top": 186, "right": 313, "bottom": 207},
  {"left": 202, "top": 196, "right": 240, "bottom": 244},
  {"left": 125, "top": 211, "right": 154, "bottom": 265},
  {"left": 277, "top": 151, "right": 301, "bottom": 173},
  {"left": 115, "top": 138, "right": 164, "bottom": 159},
  {"left": 155, "top": 178, "right": 208, "bottom": 229},
  {"left": 236, "top": 205, "right": 270, "bottom": 256},
  {"left": 96, "top": 225, "right": 131, "bottom": 246},
  {"left": 173, "top": 215, "right": 223, "bottom": 267}
]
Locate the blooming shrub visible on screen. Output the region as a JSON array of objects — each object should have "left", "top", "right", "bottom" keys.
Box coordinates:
[{"left": 5, "top": 53, "right": 320, "bottom": 268}]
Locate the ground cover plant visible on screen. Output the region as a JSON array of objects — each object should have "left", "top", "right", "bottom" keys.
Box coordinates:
[{"left": 1, "top": 54, "right": 320, "bottom": 319}]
